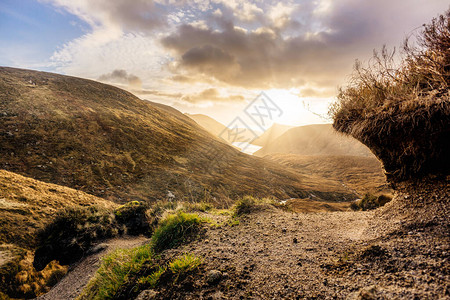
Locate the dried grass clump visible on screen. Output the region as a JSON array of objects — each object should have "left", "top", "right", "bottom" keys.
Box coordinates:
[{"left": 331, "top": 10, "right": 450, "bottom": 182}]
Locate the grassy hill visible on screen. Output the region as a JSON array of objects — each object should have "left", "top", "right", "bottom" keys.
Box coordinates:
[
  {"left": 266, "top": 154, "right": 391, "bottom": 196},
  {"left": 0, "top": 169, "right": 117, "bottom": 299},
  {"left": 0, "top": 170, "right": 116, "bottom": 249},
  {"left": 254, "top": 124, "right": 373, "bottom": 157},
  {"left": 0, "top": 67, "right": 355, "bottom": 204}
]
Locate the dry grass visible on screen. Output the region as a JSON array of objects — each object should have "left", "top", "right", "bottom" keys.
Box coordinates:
[
  {"left": 330, "top": 10, "right": 450, "bottom": 182},
  {"left": 0, "top": 170, "right": 116, "bottom": 299},
  {"left": 267, "top": 154, "right": 391, "bottom": 197},
  {"left": 0, "top": 170, "right": 116, "bottom": 249}
]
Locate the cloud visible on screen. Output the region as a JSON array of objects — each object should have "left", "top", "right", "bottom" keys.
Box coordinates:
[
  {"left": 42, "top": 0, "right": 167, "bottom": 33},
  {"left": 41, "top": 0, "right": 449, "bottom": 102},
  {"left": 161, "top": 0, "right": 449, "bottom": 91},
  {"left": 134, "top": 89, "right": 182, "bottom": 99},
  {"left": 181, "top": 88, "right": 245, "bottom": 103},
  {"left": 98, "top": 69, "right": 143, "bottom": 89}
]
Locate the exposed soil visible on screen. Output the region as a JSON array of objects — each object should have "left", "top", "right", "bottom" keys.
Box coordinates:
[
  {"left": 37, "top": 236, "right": 147, "bottom": 300},
  {"left": 144, "top": 191, "right": 449, "bottom": 299}
]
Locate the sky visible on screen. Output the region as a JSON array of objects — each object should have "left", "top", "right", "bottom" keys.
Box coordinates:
[{"left": 1, "top": 0, "right": 448, "bottom": 128}]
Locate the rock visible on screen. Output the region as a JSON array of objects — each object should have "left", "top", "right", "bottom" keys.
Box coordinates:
[
  {"left": 206, "top": 269, "right": 222, "bottom": 285},
  {"left": 89, "top": 243, "right": 108, "bottom": 254},
  {"left": 293, "top": 238, "right": 298, "bottom": 243},
  {"left": 346, "top": 285, "right": 379, "bottom": 300},
  {"left": 136, "top": 289, "right": 158, "bottom": 300},
  {"left": 282, "top": 228, "right": 287, "bottom": 233}
]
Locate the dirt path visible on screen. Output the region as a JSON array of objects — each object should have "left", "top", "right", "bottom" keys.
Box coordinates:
[
  {"left": 37, "top": 236, "right": 148, "bottom": 300},
  {"left": 159, "top": 208, "right": 375, "bottom": 299},
  {"left": 157, "top": 205, "right": 448, "bottom": 299}
]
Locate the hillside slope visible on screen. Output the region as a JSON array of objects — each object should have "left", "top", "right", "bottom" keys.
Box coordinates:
[
  {"left": 0, "top": 170, "right": 116, "bottom": 249},
  {"left": 267, "top": 154, "right": 390, "bottom": 196},
  {"left": 0, "top": 169, "right": 117, "bottom": 299},
  {"left": 0, "top": 67, "right": 355, "bottom": 204},
  {"left": 254, "top": 124, "right": 373, "bottom": 157}
]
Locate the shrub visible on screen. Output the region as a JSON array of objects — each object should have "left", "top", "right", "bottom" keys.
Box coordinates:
[
  {"left": 232, "top": 196, "right": 257, "bottom": 217},
  {"left": 114, "top": 201, "right": 151, "bottom": 236},
  {"left": 34, "top": 206, "right": 118, "bottom": 271},
  {"left": 79, "top": 245, "right": 153, "bottom": 300},
  {"left": 169, "top": 253, "right": 202, "bottom": 282},
  {"left": 351, "top": 194, "right": 392, "bottom": 211},
  {"left": 331, "top": 10, "right": 450, "bottom": 182},
  {"left": 150, "top": 212, "right": 207, "bottom": 253}
]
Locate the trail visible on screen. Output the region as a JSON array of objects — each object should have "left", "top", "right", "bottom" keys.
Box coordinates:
[{"left": 162, "top": 208, "right": 375, "bottom": 299}]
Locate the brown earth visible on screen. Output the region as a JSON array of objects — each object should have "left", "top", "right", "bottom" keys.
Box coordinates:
[{"left": 153, "top": 199, "right": 448, "bottom": 299}]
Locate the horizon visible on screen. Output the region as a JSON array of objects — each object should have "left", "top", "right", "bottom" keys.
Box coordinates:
[{"left": 1, "top": 0, "right": 448, "bottom": 127}]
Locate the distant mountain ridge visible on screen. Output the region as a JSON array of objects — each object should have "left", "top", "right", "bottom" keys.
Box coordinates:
[
  {"left": 255, "top": 124, "right": 373, "bottom": 157},
  {"left": 186, "top": 113, "right": 262, "bottom": 145}
]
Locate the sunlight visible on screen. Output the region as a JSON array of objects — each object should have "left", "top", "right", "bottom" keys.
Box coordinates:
[{"left": 264, "top": 89, "right": 332, "bottom": 126}]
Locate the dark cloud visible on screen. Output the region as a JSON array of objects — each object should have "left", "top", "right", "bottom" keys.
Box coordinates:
[
  {"left": 134, "top": 89, "right": 182, "bottom": 99},
  {"left": 161, "top": 0, "right": 448, "bottom": 91},
  {"left": 181, "top": 88, "right": 245, "bottom": 103},
  {"left": 98, "top": 69, "right": 142, "bottom": 89}
]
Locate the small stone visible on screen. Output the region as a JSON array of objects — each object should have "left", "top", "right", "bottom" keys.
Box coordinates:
[
  {"left": 282, "top": 228, "right": 287, "bottom": 233},
  {"left": 136, "top": 289, "right": 158, "bottom": 300},
  {"left": 206, "top": 269, "right": 222, "bottom": 285},
  {"left": 293, "top": 238, "right": 298, "bottom": 243},
  {"left": 90, "top": 243, "right": 108, "bottom": 254}
]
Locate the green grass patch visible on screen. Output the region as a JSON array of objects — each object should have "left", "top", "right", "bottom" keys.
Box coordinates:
[
  {"left": 138, "top": 265, "right": 166, "bottom": 288},
  {"left": 78, "top": 244, "right": 153, "bottom": 300},
  {"left": 150, "top": 212, "right": 207, "bottom": 253},
  {"left": 169, "top": 253, "right": 202, "bottom": 282},
  {"left": 231, "top": 196, "right": 276, "bottom": 217},
  {"left": 232, "top": 196, "right": 257, "bottom": 217}
]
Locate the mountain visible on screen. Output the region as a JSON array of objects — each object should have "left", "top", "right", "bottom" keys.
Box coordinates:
[
  {"left": 0, "top": 67, "right": 355, "bottom": 203},
  {"left": 251, "top": 123, "right": 293, "bottom": 147},
  {"left": 254, "top": 124, "right": 373, "bottom": 157},
  {"left": 186, "top": 113, "right": 262, "bottom": 145}
]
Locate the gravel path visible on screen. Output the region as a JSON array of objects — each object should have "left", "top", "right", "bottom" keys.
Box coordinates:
[{"left": 156, "top": 204, "right": 448, "bottom": 299}]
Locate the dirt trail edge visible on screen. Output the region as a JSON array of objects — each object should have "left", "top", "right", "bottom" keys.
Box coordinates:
[
  {"left": 37, "top": 236, "right": 147, "bottom": 300},
  {"left": 157, "top": 206, "right": 448, "bottom": 299}
]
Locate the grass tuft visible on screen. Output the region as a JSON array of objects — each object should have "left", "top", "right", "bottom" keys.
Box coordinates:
[
  {"left": 232, "top": 196, "right": 257, "bottom": 217},
  {"left": 169, "top": 253, "right": 202, "bottom": 282},
  {"left": 150, "top": 212, "right": 207, "bottom": 253},
  {"left": 138, "top": 265, "right": 166, "bottom": 288}
]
